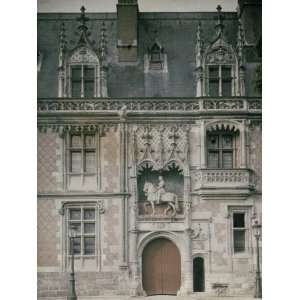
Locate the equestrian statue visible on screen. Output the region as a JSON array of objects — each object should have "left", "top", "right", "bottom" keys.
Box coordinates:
[{"left": 143, "top": 176, "right": 179, "bottom": 217}]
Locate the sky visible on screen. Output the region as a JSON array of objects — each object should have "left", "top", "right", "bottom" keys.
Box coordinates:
[{"left": 37, "top": 0, "right": 238, "bottom": 12}]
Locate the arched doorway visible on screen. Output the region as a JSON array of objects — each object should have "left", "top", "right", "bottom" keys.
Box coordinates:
[
  {"left": 193, "top": 257, "right": 205, "bottom": 292},
  {"left": 142, "top": 238, "right": 181, "bottom": 295}
]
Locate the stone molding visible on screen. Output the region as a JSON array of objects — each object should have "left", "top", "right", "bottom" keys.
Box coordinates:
[
  {"left": 37, "top": 192, "right": 130, "bottom": 198},
  {"left": 37, "top": 97, "right": 261, "bottom": 114}
]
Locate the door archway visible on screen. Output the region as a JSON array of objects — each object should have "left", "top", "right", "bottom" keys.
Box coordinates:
[
  {"left": 193, "top": 256, "right": 205, "bottom": 292},
  {"left": 142, "top": 238, "right": 181, "bottom": 295}
]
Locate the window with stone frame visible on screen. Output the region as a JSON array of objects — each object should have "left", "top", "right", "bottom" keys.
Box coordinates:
[
  {"left": 228, "top": 206, "right": 252, "bottom": 255},
  {"left": 149, "top": 43, "right": 163, "bottom": 70},
  {"left": 67, "top": 205, "right": 97, "bottom": 256},
  {"left": 208, "top": 65, "right": 232, "bottom": 97},
  {"left": 65, "top": 131, "right": 99, "bottom": 191},
  {"left": 207, "top": 131, "right": 236, "bottom": 169},
  {"left": 71, "top": 64, "right": 95, "bottom": 98},
  {"left": 233, "top": 212, "right": 247, "bottom": 253}
]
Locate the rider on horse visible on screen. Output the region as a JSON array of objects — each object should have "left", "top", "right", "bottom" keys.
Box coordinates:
[{"left": 156, "top": 176, "right": 165, "bottom": 204}]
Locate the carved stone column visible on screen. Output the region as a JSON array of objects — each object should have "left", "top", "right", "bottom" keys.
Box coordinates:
[
  {"left": 119, "top": 120, "right": 129, "bottom": 269},
  {"left": 100, "top": 66, "right": 108, "bottom": 97},
  {"left": 128, "top": 147, "right": 140, "bottom": 295},
  {"left": 58, "top": 69, "right": 65, "bottom": 97},
  {"left": 240, "top": 120, "right": 247, "bottom": 168},
  {"left": 196, "top": 67, "right": 204, "bottom": 97},
  {"left": 239, "top": 65, "right": 246, "bottom": 97},
  {"left": 198, "top": 120, "right": 207, "bottom": 168}
]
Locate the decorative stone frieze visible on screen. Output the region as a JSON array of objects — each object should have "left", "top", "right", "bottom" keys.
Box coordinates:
[
  {"left": 37, "top": 123, "right": 119, "bottom": 137},
  {"left": 37, "top": 97, "right": 261, "bottom": 114}
]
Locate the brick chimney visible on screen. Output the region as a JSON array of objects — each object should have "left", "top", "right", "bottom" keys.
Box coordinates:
[{"left": 117, "top": 0, "right": 139, "bottom": 62}]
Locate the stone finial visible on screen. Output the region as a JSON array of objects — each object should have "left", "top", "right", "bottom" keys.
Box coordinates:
[
  {"left": 215, "top": 5, "right": 225, "bottom": 37},
  {"left": 99, "top": 22, "right": 107, "bottom": 62},
  {"left": 237, "top": 20, "right": 245, "bottom": 63},
  {"left": 58, "top": 22, "right": 66, "bottom": 69},
  {"left": 77, "top": 6, "right": 89, "bottom": 27},
  {"left": 76, "top": 6, "right": 91, "bottom": 46},
  {"left": 196, "top": 22, "right": 204, "bottom": 56}
]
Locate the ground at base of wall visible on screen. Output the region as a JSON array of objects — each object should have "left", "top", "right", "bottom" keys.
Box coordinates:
[{"left": 38, "top": 296, "right": 261, "bottom": 300}]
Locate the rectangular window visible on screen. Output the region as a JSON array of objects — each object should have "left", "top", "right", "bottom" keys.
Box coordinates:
[
  {"left": 71, "top": 67, "right": 81, "bottom": 98},
  {"left": 208, "top": 65, "right": 232, "bottom": 96},
  {"left": 68, "top": 132, "right": 97, "bottom": 175},
  {"left": 71, "top": 65, "right": 95, "bottom": 98},
  {"left": 233, "top": 213, "right": 246, "bottom": 253},
  {"left": 66, "top": 131, "right": 99, "bottom": 191},
  {"left": 209, "top": 66, "right": 219, "bottom": 97},
  {"left": 207, "top": 132, "right": 234, "bottom": 168},
  {"left": 221, "top": 66, "right": 232, "bottom": 97},
  {"left": 67, "top": 206, "right": 96, "bottom": 256}
]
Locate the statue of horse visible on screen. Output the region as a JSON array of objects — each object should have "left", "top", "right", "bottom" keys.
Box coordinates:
[{"left": 143, "top": 181, "right": 179, "bottom": 217}]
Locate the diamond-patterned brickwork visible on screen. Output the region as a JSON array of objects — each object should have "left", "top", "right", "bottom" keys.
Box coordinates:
[
  {"left": 37, "top": 131, "right": 59, "bottom": 192},
  {"left": 249, "top": 125, "right": 262, "bottom": 191},
  {"left": 37, "top": 200, "right": 59, "bottom": 267}
]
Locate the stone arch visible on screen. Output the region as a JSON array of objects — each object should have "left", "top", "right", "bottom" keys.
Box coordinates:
[
  {"left": 137, "top": 231, "right": 183, "bottom": 259},
  {"left": 68, "top": 46, "right": 100, "bottom": 65},
  {"left": 163, "top": 159, "right": 184, "bottom": 174},
  {"left": 205, "top": 119, "right": 242, "bottom": 133},
  {"left": 203, "top": 41, "right": 238, "bottom": 66},
  {"left": 137, "top": 232, "right": 185, "bottom": 295}
]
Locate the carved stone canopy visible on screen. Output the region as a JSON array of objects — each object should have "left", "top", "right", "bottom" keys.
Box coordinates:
[
  {"left": 134, "top": 125, "right": 189, "bottom": 173},
  {"left": 69, "top": 46, "right": 99, "bottom": 65},
  {"left": 206, "top": 121, "right": 240, "bottom": 133}
]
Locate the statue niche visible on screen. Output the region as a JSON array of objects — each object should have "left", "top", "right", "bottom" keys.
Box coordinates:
[{"left": 137, "top": 163, "right": 184, "bottom": 217}]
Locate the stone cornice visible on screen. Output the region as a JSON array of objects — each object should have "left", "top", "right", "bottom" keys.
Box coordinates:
[
  {"left": 37, "top": 192, "right": 130, "bottom": 199},
  {"left": 37, "top": 97, "right": 261, "bottom": 120}
]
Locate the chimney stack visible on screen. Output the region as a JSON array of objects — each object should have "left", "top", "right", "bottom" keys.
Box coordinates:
[{"left": 117, "top": 0, "right": 139, "bottom": 62}]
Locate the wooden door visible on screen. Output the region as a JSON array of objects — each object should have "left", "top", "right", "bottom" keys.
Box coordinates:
[{"left": 142, "top": 238, "right": 181, "bottom": 295}]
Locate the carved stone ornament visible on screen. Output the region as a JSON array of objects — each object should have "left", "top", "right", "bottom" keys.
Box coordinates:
[
  {"left": 97, "top": 200, "right": 105, "bottom": 214},
  {"left": 38, "top": 123, "right": 118, "bottom": 137},
  {"left": 69, "top": 46, "right": 99, "bottom": 64},
  {"left": 206, "top": 47, "right": 235, "bottom": 65},
  {"left": 134, "top": 124, "right": 190, "bottom": 173},
  {"left": 190, "top": 223, "right": 208, "bottom": 241}
]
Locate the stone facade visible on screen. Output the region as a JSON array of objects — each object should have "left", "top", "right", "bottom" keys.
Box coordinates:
[{"left": 37, "top": 1, "right": 261, "bottom": 298}]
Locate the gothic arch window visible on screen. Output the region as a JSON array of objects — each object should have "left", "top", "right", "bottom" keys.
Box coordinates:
[{"left": 67, "top": 47, "right": 100, "bottom": 98}]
